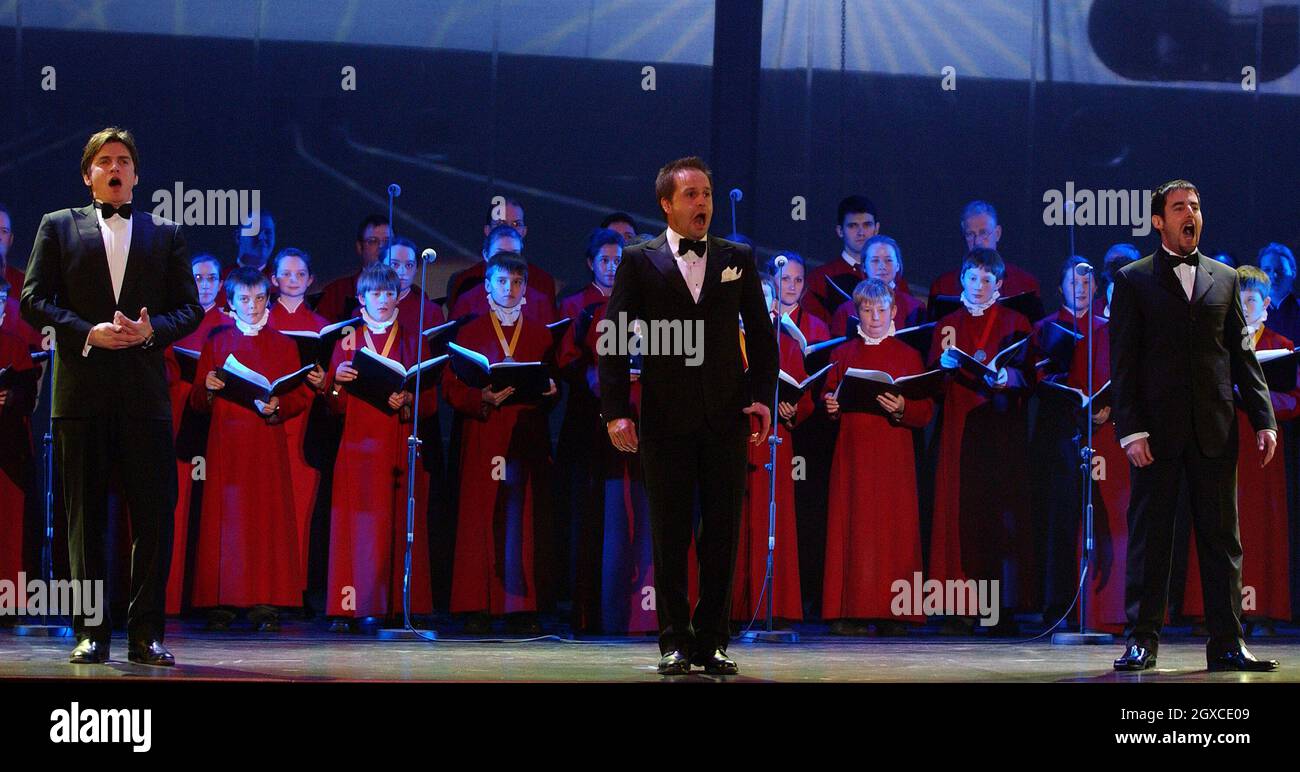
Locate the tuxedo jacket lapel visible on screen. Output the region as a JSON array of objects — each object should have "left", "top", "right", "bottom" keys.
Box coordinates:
[
  {"left": 696, "top": 236, "right": 728, "bottom": 308},
  {"left": 72, "top": 205, "right": 117, "bottom": 311},
  {"left": 647, "top": 233, "right": 696, "bottom": 307},
  {"left": 1191, "top": 254, "right": 1216, "bottom": 306}
]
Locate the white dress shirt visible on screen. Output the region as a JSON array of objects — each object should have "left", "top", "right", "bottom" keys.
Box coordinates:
[
  {"left": 82, "top": 202, "right": 134, "bottom": 356},
  {"left": 665, "top": 227, "right": 706, "bottom": 303}
]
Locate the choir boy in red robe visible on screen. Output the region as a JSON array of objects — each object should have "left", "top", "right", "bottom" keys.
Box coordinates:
[
  {"left": 820, "top": 279, "right": 933, "bottom": 634},
  {"left": 189, "top": 267, "right": 313, "bottom": 631},
  {"left": 444, "top": 200, "right": 558, "bottom": 310},
  {"left": 324, "top": 263, "right": 436, "bottom": 629},
  {"left": 930, "top": 248, "right": 1036, "bottom": 631},
  {"left": 0, "top": 278, "right": 36, "bottom": 590},
  {"left": 448, "top": 226, "right": 556, "bottom": 324},
  {"left": 1183, "top": 266, "right": 1294, "bottom": 631},
  {"left": 1033, "top": 256, "right": 1127, "bottom": 631},
  {"left": 732, "top": 274, "right": 810, "bottom": 626},
  {"left": 163, "top": 253, "right": 232, "bottom": 613},
  {"left": 443, "top": 253, "right": 558, "bottom": 635},
  {"left": 830, "top": 236, "right": 925, "bottom": 336},
  {"left": 556, "top": 228, "right": 622, "bottom": 629},
  {"left": 267, "top": 247, "right": 329, "bottom": 590}
]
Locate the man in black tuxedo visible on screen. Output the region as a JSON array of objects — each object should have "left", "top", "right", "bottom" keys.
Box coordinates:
[
  {"left": 1109, "top": 180, "right": 1278, "bottom": 672},
  {"left": 21, "top": 127, "right": 201, "bottom": 666},
  {"left": 599, "top": 156, "right": 777, "bottom": 675}
]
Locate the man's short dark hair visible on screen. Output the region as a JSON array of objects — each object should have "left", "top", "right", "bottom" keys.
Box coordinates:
[
  {"left": 224, "top": 266, "right": 270, "bottom": 300},
  {"left": 272, "top": 247, "right": 312, "bottom": 275},
  {"left": 960, "top": 247, "right": 1006, "bottom": 282},
  {"left": 585, "top": 228, "right": 625, "bottom": 262},
  {"left": 483, "top": 224, "right": 523, "bottom": 255},
  {"left": 655, "top": 156, "right": 712, "bottom": 205},
  {"left": 190, "top": 252, "right": 221, "bottom": 272},
  {"left": 600, "top": 211, "right": 637, "bottom": 232},
  {"left": 836, "top": 195, "right": 877, "bottom": 226},
  {"left": 485, "top": 251, "right": 529, "bottom": 283},
  {"left": 355, "top": 214, "right": 390, "bottom": 243},
  {"left": 1151, "top": 180, "right": 1199, "bottom": 219},
  {"left": 81, "top": 127, "right": 139, "bottom": 179}
]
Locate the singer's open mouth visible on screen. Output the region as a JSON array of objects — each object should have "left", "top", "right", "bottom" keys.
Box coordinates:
[{"left": 108, "top": 177, "right": 121, "bottom": 187}]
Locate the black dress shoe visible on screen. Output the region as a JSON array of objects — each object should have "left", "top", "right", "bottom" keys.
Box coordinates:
[
  {"left": 657, "top": 650, "right": 691, "bottom": 675},
  {"left": 1113, "top": 643, "right": 1157, "bottom": 671},
  {"left": 127, "top": 639, "right": 175, "bottom": 667},
  {"left": 69, "top": 638, "right": 110, "bottom": 665},
  {"left": 692, "top": 648, "right": 739, "bottom": 675},
  {"left": 1208, "top": 645, "right": 1278, "bottom": 672}
]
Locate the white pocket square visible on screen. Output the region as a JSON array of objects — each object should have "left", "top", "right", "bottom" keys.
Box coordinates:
[{"left": 721, "top": 266, "right": 743, "bottom": 282}]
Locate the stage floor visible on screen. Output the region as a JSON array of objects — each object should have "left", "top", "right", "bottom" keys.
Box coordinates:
[{"left": 3, "top": 625, "right": 1298, "bottom": 683}]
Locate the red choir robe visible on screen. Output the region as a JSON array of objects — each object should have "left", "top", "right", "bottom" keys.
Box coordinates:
[
  {"left": 163, "top": 304, "right": 231, "bottom": 613},
  {"left": 928, "top": 263, "right": 1042, "bottom": 301},
  {"left": 821, "top": 335, "right": 933, "bottom": 621},
  {"left": 188, "top": 324, "right": 313, "bottom": 608},
  {"left": 324, "top": 320, "right": 436, "bottom": 618},
  {"left": 3, "top": 264, "right": 43, "bottom": 350},
  {"left": 314, "top": 269, "right": 363, "bottom": 323},
  {"left": 443, "top": 312, "right": 556, "bottom": 615},
  {"left": 831, "top": 288, "right": 925, "bottom": 339},
  {"left": 449, "top": 286, "right": 557, "bottom": 326},
  {"left": 733, "top": 328, "right": 811, "bottom": 621},
  {"left": 396, "top": 286, "right": 447, "bottom": 335},
  {"left": 805, "top": 258, "right": 867, "bottom": 323},
  {"left": 446, "top": 260, "right": 557, "bottom": 311},
  {"left": 929, "top": 303, "right": 1038, "bottom": 613},
  {"left": 1035, "top": 308, "right": 1128, "bottom": 632},
  {"left": 267, "top": 297, "right": 331, "bottom": 586},
  {"left": 1183, "top": 326, "right": 1296, "bottom": 623},
  {"left": 555, "top": 283, "right": 611, "bottom": 630},
  {"left": 0, "top": 329, "right": 35, "bottom": 587},
  {"left": 781, "top": 303, "right": 832, "bottom": 346}
]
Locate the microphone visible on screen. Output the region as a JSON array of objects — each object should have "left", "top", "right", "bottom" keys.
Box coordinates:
[
  {"left": 421, "top": 248, "right": 438, "bottom": 263},
  {"left": 388, "top": 183, "right": 402, "bottom": 198},
  {"left": 773, "top": 255, "right": 788, "bottom": 269},
  {"left": 1073, "top": 262, "right": 1095, "bottom": 276},
  {"left": 729, "top": 188, "right": 743, "bottom": 202}
]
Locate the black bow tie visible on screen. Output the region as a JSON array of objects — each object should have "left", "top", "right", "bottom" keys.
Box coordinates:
[
  {"left": 677, "top": 238, "right": 707, "bottom": 257},
  {"left": 98, "top": 202, "right": 132, "bottom": 220},
  {"left": 1167, "top": 250, "right": 1199, "bottom": 268}
]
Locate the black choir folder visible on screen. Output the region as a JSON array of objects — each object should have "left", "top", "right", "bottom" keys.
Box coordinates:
[
  {"left": 280, "top": 317, "right": 362, "bottom": 366},
  {"left": 446, "top": 342, "right": 551, "bottom": 403},
  {"left": 940, "top": 335, "right": 1029, "bottom": 380},
  {"left": 346, "top": 346, "right": 449, "bottom": 411},
  {"left": 832, "top": 367, "right": 944, "bottom": 412},
  {"left": 0, "top": 362, "right": 40, "bottom": 389},
  {"left": 173, "top": 346, "right": 201, "bottom": 384},
  {"left": 777, "top": 363, "right": 833, "bottom": 405},
  {"left": 1036, "top": 321, "right": 1085, "bottom": 372},
  {"left": 1037, "top": 378, "right": 1113, "bottom": 411},
  {"left": 215, "top": 354, "right": 314, "bottom": 408},
  {"left": 1257, "top": 348, "right": 1299, "bottom": 393}
]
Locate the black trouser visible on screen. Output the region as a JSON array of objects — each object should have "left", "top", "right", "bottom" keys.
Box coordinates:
[
  {"left": 1125, "top": 435, "right": 1243, "bottom": 656},
  {"left": 55, "top": 415, "right": 176, "bottom": 643},
  {"left": 639, "top": 427, "right": 747, "bottom": 656}
]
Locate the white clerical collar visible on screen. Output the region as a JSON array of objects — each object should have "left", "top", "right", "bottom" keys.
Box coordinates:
[
  {"left": 841, "top": 250, "right": 862, "bottom": 268},
  {"left": 961, "top": 290, "right": 1000, "bottom": 316},
  {"left": 277, "top": 295, "right": 304, "bottom": 313},
  {"left": 666, "top": 227, "right": 706, "bottom": 259},
  {"left": 592, "top": 282, "right": 611, "bottom": 297},
  {"left": 488, "top": 295, "right": 525, "bottom": 325},
  {"left": 201, "top": 302, "right": 216, "bottom": 313},
  {"left": 857, "top": 326, "right": 889, "bottom": 345},
  {"left": 360, "top": 307, "right": 396, "bottom": 333},
  {"left": 234, "top": 308, "right": 271, "bottom": 336}
]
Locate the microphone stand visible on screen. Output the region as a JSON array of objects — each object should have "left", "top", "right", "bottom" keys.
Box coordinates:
[
  {"left": 742, "top": 258, "right": 798, "bottom": 644},
  {"left": 377, "top": 183, "right": 438, "bottom": 641},
  {"left": 1053, "top": 219, "right": 1112, "bottom": 645},
  {"left": 12, "top": 353, "right": 73, "bottom": 637}
]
